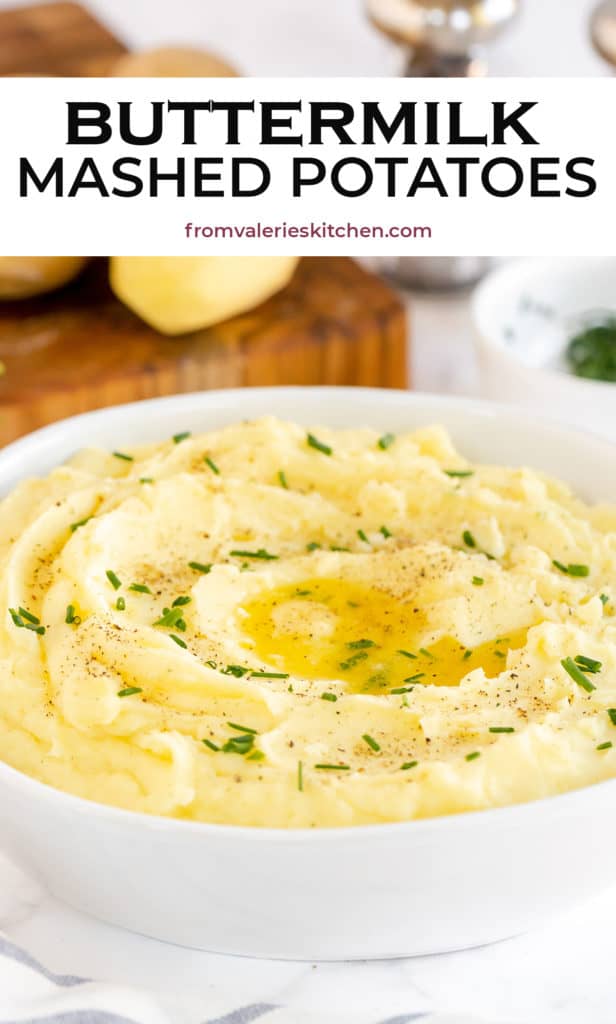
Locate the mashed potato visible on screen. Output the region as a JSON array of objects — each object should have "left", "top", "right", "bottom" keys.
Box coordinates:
[{"left": 1, "top": 417, "right": 616, "bottom": 827}]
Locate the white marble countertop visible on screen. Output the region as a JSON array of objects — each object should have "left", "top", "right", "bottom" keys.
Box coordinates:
[{"left": 0, "top": 1, "right": 614, "bottom": 1020}]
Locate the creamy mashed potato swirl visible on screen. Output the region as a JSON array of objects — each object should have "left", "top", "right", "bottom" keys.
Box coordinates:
[{"left": 1, "top": 417, "right": 616, "bottom": 828}]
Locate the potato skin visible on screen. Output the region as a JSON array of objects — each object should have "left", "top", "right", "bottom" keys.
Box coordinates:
[
  {"left": 110, "top": 46, "right": 238, "bottom": 78},
  {"left": 0, "top": 257, "right": 89, "bottom": 300}
]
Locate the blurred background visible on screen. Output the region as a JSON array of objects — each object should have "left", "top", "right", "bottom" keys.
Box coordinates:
[
  {"left": 0, "top": 0, "right": 604, "bottom": 77},
  {"left": 0, "top": 0, "right": 614, "bottom": 446}
]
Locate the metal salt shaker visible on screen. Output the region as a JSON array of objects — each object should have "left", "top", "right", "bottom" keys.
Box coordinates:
[{"left": 366, "top": 0, "right": 520, "bottom": 290}]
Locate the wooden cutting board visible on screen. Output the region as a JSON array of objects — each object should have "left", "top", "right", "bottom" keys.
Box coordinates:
[
  {"left": 0, "top": 4, "right": 409, "bottom": 446},
  {"left": 0, "top": 257, "right": 408, "bottom": 446}
]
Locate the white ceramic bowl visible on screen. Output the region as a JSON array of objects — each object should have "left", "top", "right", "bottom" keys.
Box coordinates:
[
  {"left": 473, "top": 256, "right": 616, "bottom": 442},
  {"left": 2, "top": 387, "right": 616, "bottom": 961}
]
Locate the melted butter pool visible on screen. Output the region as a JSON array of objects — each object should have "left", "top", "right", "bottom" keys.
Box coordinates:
[{"left": 240, "top": 578, "right": 528, "bottom": 694}]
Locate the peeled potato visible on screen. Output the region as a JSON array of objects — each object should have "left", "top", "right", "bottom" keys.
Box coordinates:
[
  {"left": 0, "top": 257, "right": 88, "bottom": 300},
  {"left": 110, "top": 46, "right": 238, "bottom": 78},
  {"left": 109, "top": 256, "right": 299, "bottom": 335}
]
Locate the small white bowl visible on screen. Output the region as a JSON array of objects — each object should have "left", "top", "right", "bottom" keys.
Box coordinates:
[
  {"left": 473, "top": 257, "right": 616, "bottom": 441},
  {"left": 1, "top": 387, "right": 616, "bottom": 961}
]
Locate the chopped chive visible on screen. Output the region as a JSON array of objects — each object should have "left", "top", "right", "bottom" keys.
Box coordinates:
[
  {"left": 65, "top": 604, "right": 81, "bottom": 625},
  {"left": 362, "top": 733, "right": 381, "bottom": 752},
  {"left": 561, "top": 656, "right": 596, "bottom": 692},
  {"left": 339, "top": 651, "right": 369, "bottom": 670},
  {"left": 222, "top": 736, "right": 253, "bottom": 751},
  {"left": 229, "top": 548, "right": 278, "bottom": 561},
  {"left": 597, "top": 741, "right": 613, "bottom": 751},
  {"left": 347, "top": 639, "right": 376, "bottom": 650},
  {"left": 463, "top": 649, "right": 473, "bottom": 660},
  {"left": 228, "top": 722, "right": 258, "bottom": 735},
  {"left": 118, "top": 686, "right": 142, "bottom": 697},
  {"left": 404, "top": 673, "right": 425, "bottom": 682},
  {"left": 321, "top": 692, "right": 338, "bottom": 702},
  {"left": 552, "top": 560, "right": 590, "bottom": 578},
  {"left": 489, "top": 726, "right": 515, "bottom": 734},
  {"left": 465, "top": 751, "right": 481, "bottom": 762},
  {"left": 70, "top": 516, "right": 92, "bottom": 532},
  {"left": 113, "top": 451, "right": 133, "bottom": 462},
  {"left": 247, "top": 749, "right": 265, "bottom": 762},
  {"left": 172, "top": 595, "right": 191, "bottom": 607},
  {"left": 600, "top": 594, "right": 609, "bottom": 607},
  {"left": 116, "top": 596, "right": 126, "bottom": 611},
  {"left": 472, "top": 576, "right": 484, "bottom": 586},
  {"left": 139, "top": 477, "right": 154, "bottom": 484},
  {"left": 203, "top": 455, "right": 220, "bottom": 475},
  {"left": 297, "top": 760, "right": 304, "bottom": 791},
  {"left": 462, "top": 530, "right": 476, "bottom": 548},
  {"left": 129, "top": 583, "right": 152, "bottom": 594},
  {"left": 494, "top": 650, "right": 506, "bottom": 659},
  {"left": 153, "top": 606, "right": 186, "bottom": 629},
  {"left": 357, "top": 529, "right": 369, "bottom": 543},
  {"left": 397, "top": 650, "right": 417, "bottom": 660},
  {"left": 306, "top": 541, "right": 321, "bottom": 552},
  {"left": 223, "top": 664, "right": 249, "bottom": 677},
  {"left": 224, "top": 731, "right": 254, "bottom": 754},
  {"left": 445, "top": 469, "right": 474, "bottom": 478},
  {"left": 106, "top": 570, "right": 122, "bottom": 591},
  {"left": 278, "top": 470, "right": 289, "bottom": 489},
  {"left": 222, "top": 735, "right": 254, "bottom": 755},
  {"left": 307, "top": 433, "right": 333, "bottom": 456},
  {"left": 170, "top": 634, "right": 187, "bottom": 649},
  {"left": 251, "top": 670, "right": 290, "bottom": 679},
  {"left": 390, "top": 685, "right": 414, "bottom": 695},
  {"left": 315, "top": 763, "right": 350, "bottom": 771},
  {"left": 202, "top": 738, "right": 219, "bottom": 752},
  {"left": 574, "top": 655, "right": 602, "bottom": 674},
  {"left": 380, "top": 525, "right": 392, "bottom": 538},
  {"left": 330, "top": 545, "right": 350, "bottom": 553},
  {"left": 419, "top": 647, "right": 435, "bottom": 659},
  {"left": 401, "top": 761, "right": 418, "bottom": 770},
  {"left": 188, "top": 561, "right": 212, "bottom": 574},
  {"left": 378, "top": 433, "right": 395, "bottom": 450},
  {"left": 18, "top": 606, "right": 40, "bottom": 625},
  {"left": 173, "top": 431, "right": 191, "bottom": 444},
  {"left": 608, "top": 709, "right": 616, "bottom": 725},
  {"left": 13, "top": 613, "right": 45, "bottom": 635},
  {"left": 295, "top": 589, "right": 312, "bottom": 596}
]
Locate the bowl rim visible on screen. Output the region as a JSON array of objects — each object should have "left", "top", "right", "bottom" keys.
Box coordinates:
[
  {"left": 472, "top": 255, "right": 616, "bottom": 394},
  {"left": 3, "top": 383, "right": 616, "bottom": 477},
  {"left": 2, "top": 384, "right": 616, "bottom": 841}
]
